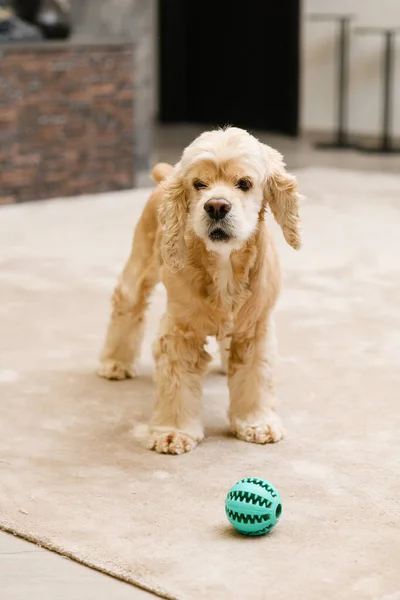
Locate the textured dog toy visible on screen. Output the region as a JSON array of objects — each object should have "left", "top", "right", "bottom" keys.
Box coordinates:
[{"left": 225, "top": 477, "right": 282, "bottom": 536}]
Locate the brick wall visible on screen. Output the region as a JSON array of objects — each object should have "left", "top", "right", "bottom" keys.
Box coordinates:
[
  {"left": 69, "top": 0, "right": 157, "bottom": 171},
  {"left": 0, "top": 41, "right": 134, "bottom": 204}
]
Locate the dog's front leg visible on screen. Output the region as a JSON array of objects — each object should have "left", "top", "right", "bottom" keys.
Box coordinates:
[
  {"left": 228, "top": 315, "right": 284, "bottom": 444},
  {"left": 149, "top": 318, "right": 211, "bottom": 454}
]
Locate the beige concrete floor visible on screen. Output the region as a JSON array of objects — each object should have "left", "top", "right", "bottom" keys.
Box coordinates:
[
  {"left": 1, "top": 533, "right": 156, "bottom": 599},
  {"left": 2, "top": 123, "right": 399, "bottom": 599}
]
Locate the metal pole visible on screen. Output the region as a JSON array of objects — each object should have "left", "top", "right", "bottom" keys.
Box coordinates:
[
  {"left": 311, "top": 14, "right": 353, "bottom": 149},
  {"left": 382, "top": 30, "right": 394, "bottom": 151},
  {"left": 350, "top": 26, "right": 400, "bottom": 153},
  {"left": 337, "top": 17, "right": 349, "bottom": 145}
]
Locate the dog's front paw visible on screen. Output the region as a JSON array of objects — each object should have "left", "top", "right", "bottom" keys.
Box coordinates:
[
  {"left": 148, "top": 429, "right": 199, "bottom": 455},
  {"left": 98, "top": 359, "right": 136, "bottom": 380},
  {"left": 231, "top": 412, "right": 284, "bottom": 444}
]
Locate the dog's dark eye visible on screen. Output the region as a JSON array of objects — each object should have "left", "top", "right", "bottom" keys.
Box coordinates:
[
  {"left": 236, "top": 178, "right": 252, "bottom": 191},
  {"left": 193, "top": 180, "right": 207, "bottom": 191}
]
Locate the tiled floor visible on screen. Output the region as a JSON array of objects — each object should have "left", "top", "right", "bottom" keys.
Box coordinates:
[{"left": 2, "top": 123, "right": 399, "bottom": 600}]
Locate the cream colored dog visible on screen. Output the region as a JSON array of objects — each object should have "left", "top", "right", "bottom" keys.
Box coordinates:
[{"left": 98, "top": 127, "right": 302, "bottom": 454}]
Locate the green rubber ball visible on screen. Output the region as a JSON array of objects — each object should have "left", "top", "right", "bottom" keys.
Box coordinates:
[{"left": 225, "top": 477, "right": 282, "bottom": 536}]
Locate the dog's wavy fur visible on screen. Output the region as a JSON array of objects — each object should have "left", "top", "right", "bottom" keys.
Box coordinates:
[{"left": 98, "top": 127, "right": 302, "bottom": 454}]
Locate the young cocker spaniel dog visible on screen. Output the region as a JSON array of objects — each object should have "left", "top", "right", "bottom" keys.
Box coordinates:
[{"left": 98, "top": 127, "right": 301, "bottom": 454}]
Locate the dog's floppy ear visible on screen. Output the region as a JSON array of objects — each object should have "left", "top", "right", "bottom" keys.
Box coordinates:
[
  {"left": 159, "top": 163, "right": 188, "bottom": 271},
  {"left": 262, "top": 144, "right": 302, "bottom": 250}
]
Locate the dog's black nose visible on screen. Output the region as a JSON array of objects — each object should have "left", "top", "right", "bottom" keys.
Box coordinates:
[{"left": 204, "top": 198, "right": 232, "bottom": 220}]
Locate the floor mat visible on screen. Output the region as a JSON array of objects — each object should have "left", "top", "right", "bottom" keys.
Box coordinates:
[{"left": 0, "top": 169, "right": 399, "bottom": 600}]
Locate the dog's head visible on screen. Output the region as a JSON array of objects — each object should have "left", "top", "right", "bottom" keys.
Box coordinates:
[{"left": 160, "top": 127, "right": 302, "bottom": 271}]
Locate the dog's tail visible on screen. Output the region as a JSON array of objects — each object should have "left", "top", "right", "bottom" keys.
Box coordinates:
[{"left": 151, "top": 162, "right": 174, "bottom": 184}]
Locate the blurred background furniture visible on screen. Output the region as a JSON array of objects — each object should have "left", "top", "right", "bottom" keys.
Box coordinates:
[
  {"left": 13, "top": 0, "right": 72, "bottom": 40},
  {"left": 308, "top": 13, "right": 354, "bottom": 149},
  {"left": 353, "top": 26, "right": 400, "bottom": 153},
  {"left": 0, "top": 0, "right": 42, "bottom": 41}
]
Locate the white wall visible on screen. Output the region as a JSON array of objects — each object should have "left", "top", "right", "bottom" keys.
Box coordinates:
[{"left": 302, "top": 0, "right": 400, "bottom": 137}]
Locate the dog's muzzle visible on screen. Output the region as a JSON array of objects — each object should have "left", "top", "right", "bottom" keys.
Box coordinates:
[
  {"left": 204, "top": 198, "right": 233, "bottom": 242},
  {"left": 204, "top": 198, "right": 232, "bottom": 221}
]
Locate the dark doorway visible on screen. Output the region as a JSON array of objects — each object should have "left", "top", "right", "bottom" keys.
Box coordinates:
[{"left": 158, "top": 1, "right": 300, "bottom": 136}]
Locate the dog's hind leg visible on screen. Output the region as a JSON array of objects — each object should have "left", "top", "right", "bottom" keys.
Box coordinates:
[{"left": 98, "top": 226, "right": 160, "bottom": 381}]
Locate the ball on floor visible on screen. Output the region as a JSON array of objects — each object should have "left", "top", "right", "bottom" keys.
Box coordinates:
[{"left": 225, "top": 477, "right": 282, "bottom": 536}]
